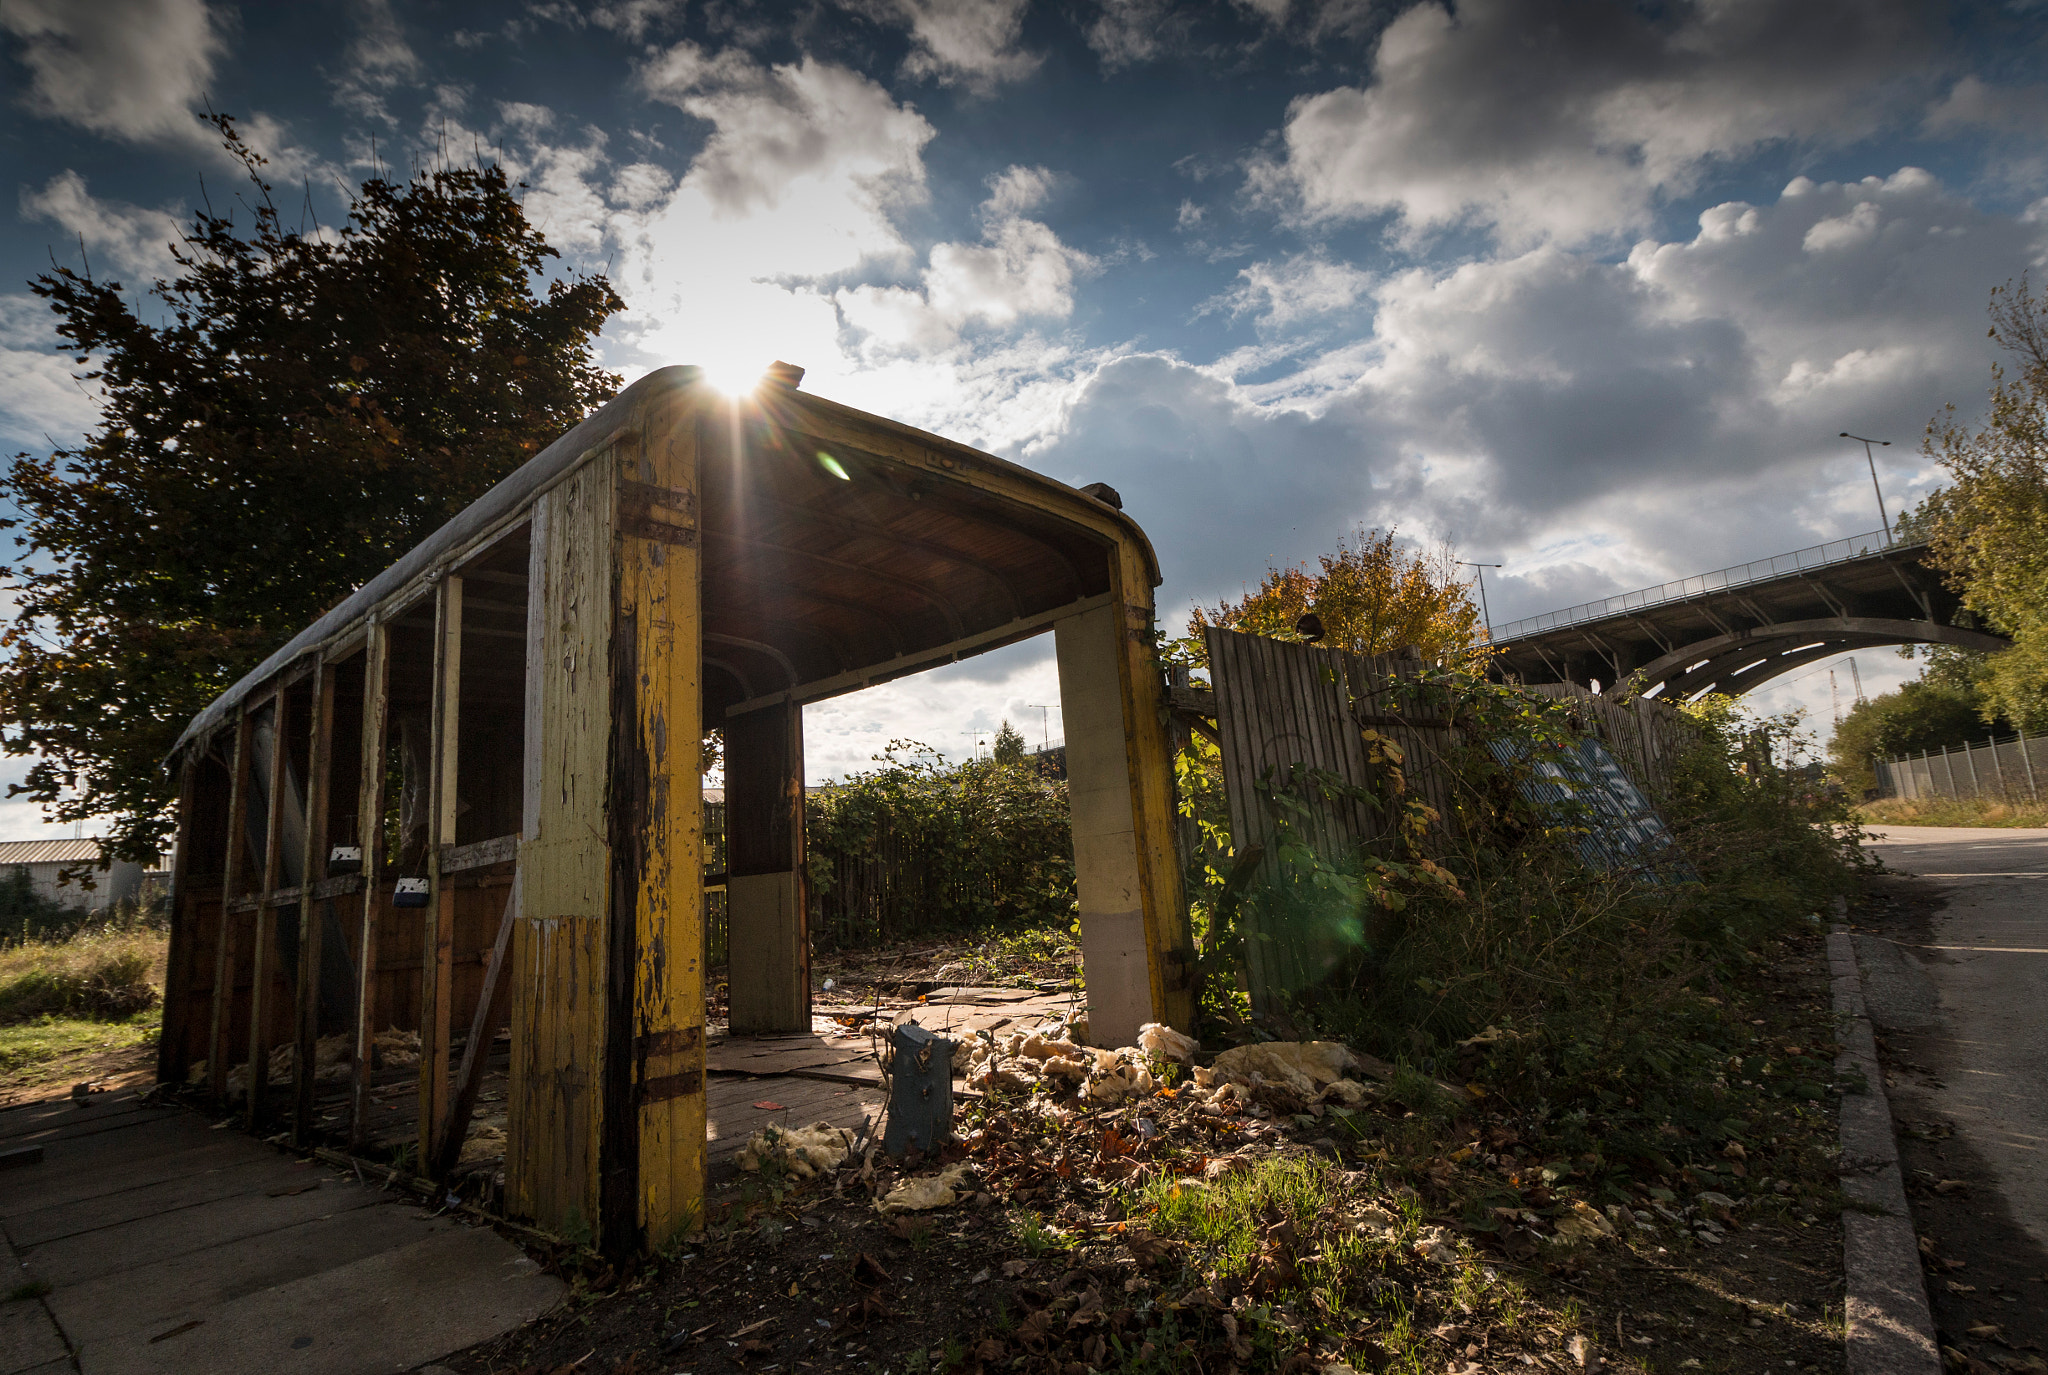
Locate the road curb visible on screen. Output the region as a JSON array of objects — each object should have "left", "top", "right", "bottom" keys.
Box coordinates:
[{"left": 1829, "top": 920, "right": 1941, "bottom": 1374}]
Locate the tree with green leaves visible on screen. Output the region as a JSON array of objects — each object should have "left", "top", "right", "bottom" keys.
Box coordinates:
[
  {"left": 991, "top": 719, "right": 1027, "bottom": 766},
  {"left": 1827, "top": 678, "right": 2006, "bottom": 793},
  {"left": 1919, "top": 276, "right": 2048, "bottom": 731},
  {"left": 1, "top": 116, "right": 623, "bottom": 864}
]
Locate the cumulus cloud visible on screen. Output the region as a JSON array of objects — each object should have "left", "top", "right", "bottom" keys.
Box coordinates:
[
  {"left": 1254, "top": 0, "right": 1936, "bottom": 246},
  {"left": 886, "top": 0, "right": 1039, "bottom": 90},
  {"left": 835, "top": 165, "right": 1094, "bottom": 352},
  {"left": 1, "top": 0, "right": 223, "bottom": 149},
  {"left": 20, "top": 172, "right": 184, "bottom": 283},
  {"left": 1025, "top": 170, "right": 2045, "bottom": 629},
  {"left": 641, "top": 43, "right": 933, "bottom": 218}
]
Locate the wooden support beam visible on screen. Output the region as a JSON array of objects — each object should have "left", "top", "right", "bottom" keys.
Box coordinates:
[
  {"left": 209, "top": 710, "right": 255, "bottom": 1102},
  {"left": 349, "top": 620, "right": 391, "bottom": 1151},
  {"left": 607, "top": 400, "right": 706, "bottom": 1254},
  {"left": 156, "top": 762, "right": 201, "bottom": 1087},
  {"left": 246, "top": 687, "right": 291, "bottom": 1129},
  {"left": 419, "top": 574, "right": 462, "bottom": 1173},
  {"left": 724, "top": 700, "right": 807, "bottom": 1035},
  {"left": 293, "top": 657, "right": 336, "bottom": 1143},
  {"left": 431, "top": 873, "right": 519, "bottom": 1179}
]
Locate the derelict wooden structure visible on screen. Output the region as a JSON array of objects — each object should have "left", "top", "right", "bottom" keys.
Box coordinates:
[{"left": 157, "top": 365, "right": 1194, "bottom": 1254}]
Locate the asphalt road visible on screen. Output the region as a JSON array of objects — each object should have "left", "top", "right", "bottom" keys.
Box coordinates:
[{"left": 1858, "top": 825, "right": 2048, "bottom": 1344}]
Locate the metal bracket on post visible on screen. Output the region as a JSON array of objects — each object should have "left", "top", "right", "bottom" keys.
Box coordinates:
[{"left": 883, "top": 1022, "right": 953, "bottom": 1157}]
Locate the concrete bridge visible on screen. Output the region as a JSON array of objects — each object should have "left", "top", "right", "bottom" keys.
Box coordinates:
[{"left": 1490, "top": 529, "right": 2008, "bottom": 700}]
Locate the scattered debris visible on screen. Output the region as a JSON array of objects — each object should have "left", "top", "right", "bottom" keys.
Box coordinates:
[{"left": 876, "top": 1163, "right": 971, "bottom": 1213}]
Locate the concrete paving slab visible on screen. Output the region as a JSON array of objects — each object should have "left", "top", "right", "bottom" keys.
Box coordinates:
[
  {"left": 8, "top": 1154, "right": 308, "bottom": 1247},
  {"left": 77, "top": 1223, "right": 561, "bottom": 1375},
  {"left": 25, "top": 1174, "right": 385, "bottom": 1287},
  {"left": 0, "top": 1297, "right": 70, "bottom": 1375},
  {"left": 48, "top": 1207, "right": 473, "bottom": 1345}
]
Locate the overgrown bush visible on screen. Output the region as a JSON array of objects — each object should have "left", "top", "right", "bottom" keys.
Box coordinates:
[
  {"left": 0, "top": 928, "right": 164, "bottom": 1024},
  {"left": 806, "top": 742, "right": 1075, "bottom": 949},
  {"left": 1178, "top": 668, "right": 1868, "bottom": 1142}
]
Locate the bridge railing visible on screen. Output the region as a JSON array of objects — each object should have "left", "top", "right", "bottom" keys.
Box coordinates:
[{"left": 1491, "top": 529, "right": 1905, "bottom": 642}]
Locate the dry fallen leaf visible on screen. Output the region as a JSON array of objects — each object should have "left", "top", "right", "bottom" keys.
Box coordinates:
[{"left": 1566, "top": 1334, "right": 1593, "bottom": 1371}]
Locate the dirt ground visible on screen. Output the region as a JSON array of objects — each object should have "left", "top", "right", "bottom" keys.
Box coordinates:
[
  {"left": 0, "top": 1025, "right": 157, "bottom": 1106},
  {"left": 450, "top": 923, "right": 1853, "bottom": 1375},
  {"left": 1849, "top": 874, "right": 2048, "bottom": 1373}
]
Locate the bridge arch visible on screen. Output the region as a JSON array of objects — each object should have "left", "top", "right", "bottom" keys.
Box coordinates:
[
  {"left": 1491, "top": 532, "right": 2009, "bottom": 700},
  {"left": 1632, "top": 617, "right": 2008, "bottom": 700}
]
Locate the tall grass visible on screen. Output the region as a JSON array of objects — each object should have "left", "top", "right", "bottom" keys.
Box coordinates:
[{"left": 0, "top": 928, "right": 165, "bottom": 1024}]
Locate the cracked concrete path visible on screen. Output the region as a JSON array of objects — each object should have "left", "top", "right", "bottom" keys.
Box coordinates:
[{"left": 0, "top": 1090, "right": 562, "bottom": 1375}]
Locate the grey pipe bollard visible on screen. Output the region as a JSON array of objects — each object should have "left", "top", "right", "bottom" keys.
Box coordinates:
[{"left": 883, "top": 1022, "right": 954, "bottom": 1157}]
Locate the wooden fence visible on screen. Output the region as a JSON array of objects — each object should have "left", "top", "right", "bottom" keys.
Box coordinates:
[{"left": 1200, "top": 628, "right": 1703, "bottom": 1016}]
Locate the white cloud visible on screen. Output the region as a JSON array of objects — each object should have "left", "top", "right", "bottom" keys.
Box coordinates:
[
  {"left": 19, "top": 172, "right": 184, "bottom": 284},
  {"left": 332, "top": 0, "right": 424, "bottom": 124},
  {"left": 1208, "top": 251, "right": 1374, "bottom": 330},
  {"left": 1, "top": 0, "right": 223, "bottom": 150},
  {"left": 0, "top": 295, "right": 103, "bottom": 448},
  {"left": 1254, "top": 0, "right": 1936, "bottom": 246},
  {"left": 835, "top": 166, "right": 1094, "bottom": 352},
  {"left": 888, "top": 0, "right": 1039, "bottom": 90},
  {"left": 640, "top": 43, "right": 934, "bottom": 217}
]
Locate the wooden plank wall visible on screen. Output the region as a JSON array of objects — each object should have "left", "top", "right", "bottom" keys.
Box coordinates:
[{"left": 1202, "top": 627, "right": 1454, "bottom": 1015}]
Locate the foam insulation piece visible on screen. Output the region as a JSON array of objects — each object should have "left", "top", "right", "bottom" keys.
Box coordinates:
[
  {"left": 876, "top": 1163, "right": 971, "bottom": 1213},
  {"left": 1137, "top": 1022, "right": 1199, "bottom": 1064},
  {"left": 1210, "top": 1041, "right": 1362, "bottom": 1096},
  {"left": 738, "top": 1121, "right": 856, "bottom": 1179}
]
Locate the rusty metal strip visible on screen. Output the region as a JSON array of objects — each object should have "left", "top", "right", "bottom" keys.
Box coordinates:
[
  {"left": 637, "top": 1026, "right": 703, "bottom": 1059},
  {"left": 637, "top": 1069, "right": 705, "bottom": 1105},
  {"left": 616, "top": 480, "right": 699, "bottom": 547}
]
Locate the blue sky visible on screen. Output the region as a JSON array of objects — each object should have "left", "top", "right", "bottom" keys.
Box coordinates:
[{"left": 3, "top": 0, "right": 2046, "bottom": 821}]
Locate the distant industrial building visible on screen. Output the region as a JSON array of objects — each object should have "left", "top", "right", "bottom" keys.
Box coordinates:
[{"left": 0, "top": 838, "right": 149, "bottom": 911}]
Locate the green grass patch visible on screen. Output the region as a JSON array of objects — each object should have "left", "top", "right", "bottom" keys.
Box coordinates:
[
  {"left": 1125, "top": 1155, "right": 1335, "bottom": 1284},
  {"left": 0, "top": 1009, "right": 158, "bottom": 1076},
  {"left": 1856, "top": 795, "right": 2048, "bottom": 828}
]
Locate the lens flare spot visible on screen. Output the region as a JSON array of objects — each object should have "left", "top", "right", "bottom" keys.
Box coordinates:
[{"left": 816, "top": 451, "right": 851, "bottom": 481}]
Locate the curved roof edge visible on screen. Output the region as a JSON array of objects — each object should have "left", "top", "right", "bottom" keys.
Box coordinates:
[{"left": 170, "top": 365, "right": 1160, "bottom": 762}]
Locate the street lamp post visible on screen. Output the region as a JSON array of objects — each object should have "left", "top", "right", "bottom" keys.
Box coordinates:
[
  {"left": 1456, "top": 560, "right": 1502, "bottom": 638},
  {"left": 1839, "top": 432, "right": 1893, "bottom": 542}
]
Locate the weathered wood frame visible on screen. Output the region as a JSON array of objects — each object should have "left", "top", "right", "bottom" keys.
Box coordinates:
[{"left": 162, "top": 368, "right": 1189, "bottom": 1255}]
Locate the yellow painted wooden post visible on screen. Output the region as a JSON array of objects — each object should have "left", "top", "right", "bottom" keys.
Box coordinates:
[
  {"left": 509, "top": 463, "right": 615, "bottom": 1243},
  {"left": 1053, "top": 558, "right": 1193, "bottom": 1048},
  {"left": 349, "top": 620, "right": 391, "bottom": 1150},
  {"left": 608, "top": 394, "right": 707, "bottom": 1253},
  {"left": 420, "top": 574, "right": 463, "bottom": 1170}
]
